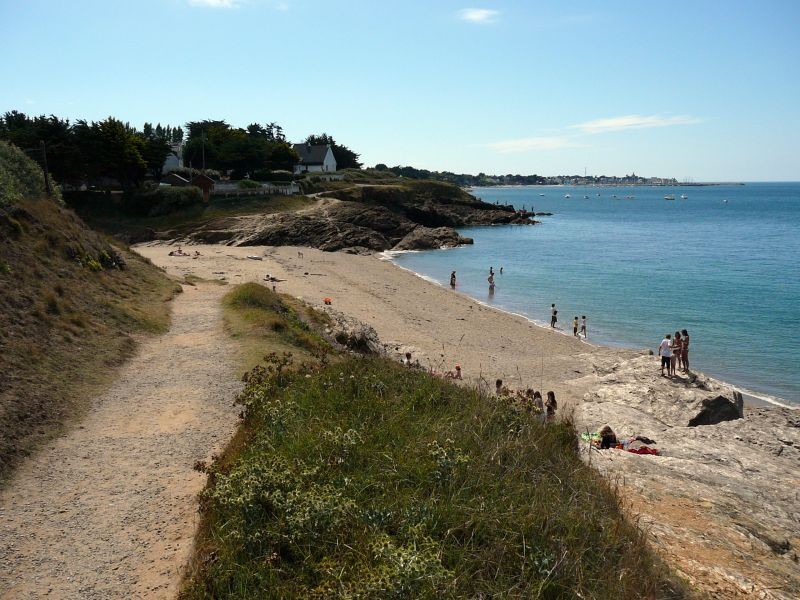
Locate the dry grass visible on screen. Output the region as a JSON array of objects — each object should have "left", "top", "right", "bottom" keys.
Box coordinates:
[{"left": 0, "top": 197, "right": 179, "bottom": 483}]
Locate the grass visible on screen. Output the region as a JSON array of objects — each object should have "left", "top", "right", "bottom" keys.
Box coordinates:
[
  {"left": 183, "top": 284, "right": 688, "bottom": 599},
  {"left": 0, "top": 196, "right": 179, "bottom": 483},
  {"left": 221, "top": 282, "right": 331, "bottom": 376},
  {"left": 69, "top": 192, "right": 313, "bottom": 239}
]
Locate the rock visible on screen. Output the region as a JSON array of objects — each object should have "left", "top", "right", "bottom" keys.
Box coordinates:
[
  {"left": 688, "top": 395, "right": 743, "bottom": 426},
  {"left": 321, "top": 309, "right": 385, "bottom": 355},
  {"left": 392, "top": 226, "right": 473, "bottom": 251}
]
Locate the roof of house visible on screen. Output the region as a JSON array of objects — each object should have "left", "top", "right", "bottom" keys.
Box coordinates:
[{"left": 292, "top": 143, "right": 332, "bottom": 165}]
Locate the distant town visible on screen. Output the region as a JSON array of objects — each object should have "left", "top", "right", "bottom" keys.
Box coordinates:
[{"left": 377, "top": 165, "right": 737, "bottom": 188}]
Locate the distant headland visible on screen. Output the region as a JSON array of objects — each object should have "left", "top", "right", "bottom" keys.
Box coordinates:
[{"left": 377, "top": 164, "right": 743, "bottom": 188}]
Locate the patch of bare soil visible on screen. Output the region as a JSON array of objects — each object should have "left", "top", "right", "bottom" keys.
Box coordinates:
[{"left": 0, "top": 283, "right": 241, "bottom": 599}]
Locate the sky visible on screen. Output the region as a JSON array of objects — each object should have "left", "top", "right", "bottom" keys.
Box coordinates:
[{"left": 1, "top": 0, "right": 799, "bottom": 181}]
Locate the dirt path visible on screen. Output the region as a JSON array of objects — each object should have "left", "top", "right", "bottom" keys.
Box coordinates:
[{"left": 0, "top": 283, "right": 241, "bottom": 599}]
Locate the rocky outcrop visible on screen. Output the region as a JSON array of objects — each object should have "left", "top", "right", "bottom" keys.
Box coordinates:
[
  {"left": 186, "top": 192, "right": 481, "bottom": 252},
  {"left": 318, "top": 307, "right": 385, "bottom": 355},
  {"left": 572, "top": 355, "right": 800, "bottom": 599},
  {"left": 687, "top": 394, "right": 743, "bottom": 426},
  {"left": 393, "top": 226, "right": 473, "bottom": 251}
]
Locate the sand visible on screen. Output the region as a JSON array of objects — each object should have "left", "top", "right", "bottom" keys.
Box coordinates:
[{"left": 138, "top": 244, "right": 637, "bottom": 411}]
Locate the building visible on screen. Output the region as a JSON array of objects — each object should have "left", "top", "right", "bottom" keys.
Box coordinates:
[
  {"left": 292, "top": 143, "right": 336, "bottom": 174},
  {"left": 191, "top": 173, "right": 215, "bottom": 202},
  {"left": 162, "top": 172, "right": 189, "bottom": 187},
  {"left": 161, "top": 142, "right": 184, "bottom": 174}
]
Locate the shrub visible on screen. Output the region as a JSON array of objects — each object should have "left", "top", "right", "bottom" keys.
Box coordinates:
[
  {"left": 237, "top": 179, "right": 260, "bottom": 189},
  {"left": 0, "top": 141, "right": 46, "bottom": 206},
  {"left": 121, "top": 186, "right": 203, "bottom": 217}
]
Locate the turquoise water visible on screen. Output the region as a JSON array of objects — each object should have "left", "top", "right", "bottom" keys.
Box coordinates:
[{"left": 392, "top": 183, "right": 800, "bottom": 405}]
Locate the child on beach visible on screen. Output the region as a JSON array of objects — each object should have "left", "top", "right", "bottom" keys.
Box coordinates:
[
  {"left": 450, "top": 271, "right": 457, "bottom": 288},
  {"left": 573, "top": 316, "right": 579, "bottom": 337},
  {"left": 550, "top": 304, "right": 557, "bottom": 328},
  {"left": 580, "top": 316, "right": 587, "bottom": 338}
]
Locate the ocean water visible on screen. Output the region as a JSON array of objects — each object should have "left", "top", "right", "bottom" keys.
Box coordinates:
[{"left": 392, "top": 183, "right": 800, "bottom": 406}]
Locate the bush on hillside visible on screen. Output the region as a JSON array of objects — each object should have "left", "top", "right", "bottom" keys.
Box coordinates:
[
  {"left": 0, "top": 141, "right": 46, "bottom": 206},
  {"left": 237, "top": 179, "right": 260, "bottom": 189},
  {"left": 121, "top": 185, "right": 203, "bottom": 217}
]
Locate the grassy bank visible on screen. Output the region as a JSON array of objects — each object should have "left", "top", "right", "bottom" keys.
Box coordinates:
[
  {"left": 183, "top": 283, "right": 687, "bottom": 599},
  {"left": 69, "top": 192, "right": 312, "bottom": 240},
  {"left": 0, "top": 195, "right": 179, "bottom": 482}
]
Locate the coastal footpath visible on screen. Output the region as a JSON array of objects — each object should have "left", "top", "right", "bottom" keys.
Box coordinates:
[{"left": 138, "top": 243, "right": 800, "bottom": 600}]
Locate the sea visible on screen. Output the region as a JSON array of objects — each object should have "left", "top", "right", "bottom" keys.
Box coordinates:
[{"left": 390, "top": 183, "right": 800, "bottom": 407}]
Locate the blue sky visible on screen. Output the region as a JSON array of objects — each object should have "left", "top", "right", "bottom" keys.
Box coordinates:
[{"left": 2, "top": 0, "right": 799, "bottom": 180}]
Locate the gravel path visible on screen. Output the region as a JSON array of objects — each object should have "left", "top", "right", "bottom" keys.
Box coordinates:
[{"left": 0, "top": 283, "right": 242, "bottom": 599}]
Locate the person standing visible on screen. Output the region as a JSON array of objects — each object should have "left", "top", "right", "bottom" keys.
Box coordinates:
[
  {"left": 450, "top": 271, "right": 457, "bottom": 288},
  {"left": 580, "top": 315, "right": 587, "bottom": 338},
  {"left": 499, "top": 266, "right": 504, "bottom": 274},
  {"left": 550, "top": 304, "right": 557, "bottom": 328},
  {"left": 681, "top": 329, "right": 690, "bottom": 372},
  {"left": 573, "top": 316, "right": 579, "bottom": 337},
  {"left": 488, "top": 273, "right": 495, "bottom": 291},
  {"left": 489, "top": 266, "right": 494, "bottom": 277},
  {"left": 658, "top": 334, "right": 672, "bottom": 376},
  {"left": 671, "top": 331, "right": 682, "bottom": 376}
]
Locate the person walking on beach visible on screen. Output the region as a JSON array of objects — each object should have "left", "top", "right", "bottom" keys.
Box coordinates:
[
  {"left": 550, "top": 304, "right": 557, "bottom": 328},
  {"left": 681, "top": 329, "right": 690, "bottom": 372},
  {"left": 450, "top": 271, "right": 457, "bottom": 288},
  {"left": 573, "top": 316, "right": 579, "bottom": 337},
  {"left": 580, "top": 315, "right": 587, "bottom": 338},
  {"left": 659, "top": 334, "right": 672, "bottom": 376}
]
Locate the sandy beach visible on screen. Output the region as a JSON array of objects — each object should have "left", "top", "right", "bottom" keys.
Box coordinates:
[{"left": 137, "top": 243, "right": 800, "bottom": 599}]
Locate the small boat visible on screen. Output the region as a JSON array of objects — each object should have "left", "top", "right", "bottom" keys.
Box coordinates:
[
  {"left": 583, "top": 195, "right": 589, "bottom": 199},
  {"left": 596, "top": 193, "right": 601, "bottom": 197},
  {"left": 612, "top": 194, "right": 617, "bottom": 198},
  {"left": 680, "top": 194, "right": 688, "bottom": 199},
  {"left": 539, "top": 193, "right": 545, "bottom": 196},
  {"left": 564, "top": 194, "right": 571, "bottom": 198},
  {"left": 723, "top": 199, "right": 728, "bottom": 203},
  {"left": 664, "top": 194, "right": 676, "bottom": 201}
]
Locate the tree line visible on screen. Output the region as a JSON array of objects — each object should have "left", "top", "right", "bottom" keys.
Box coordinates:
[{"left": 0, "top": 111, "right": 362, "bottom": 189}]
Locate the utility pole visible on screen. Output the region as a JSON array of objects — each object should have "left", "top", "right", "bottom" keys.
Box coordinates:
[{"left": 40, "top": 140, "right": 52, "bottom": 197}]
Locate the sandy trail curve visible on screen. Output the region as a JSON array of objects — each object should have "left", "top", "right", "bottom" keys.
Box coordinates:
[{"left": 0, "top": 283, "right": 241, "bottom": 599}]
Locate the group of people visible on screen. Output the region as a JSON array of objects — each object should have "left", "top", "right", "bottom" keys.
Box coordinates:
[
  {"left": 550, "top": 304, "right": 588, "bottom": 339},
  {"left": 495, "top": 380, "right": 558, "bottom": 422},
  {"left": 658, "top": 329, "right": 691, "bottom": 376},
  {"left": 448, "top": 266, "right": 504, "bottom": 292},
  {"left": 167, "top": 245, "right": 200, "bottom": 258}
]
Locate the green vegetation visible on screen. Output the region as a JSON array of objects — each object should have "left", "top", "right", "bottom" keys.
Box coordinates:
[
  {"left": 0, "top": 140, "right": 59, "bottom": 206},
  {"left": 0, "top": 145, "right": 179, "bottom": 481},
  {"left": 221, "top": 283, "right": 330, "bottom": 375},
  {"left": 72, "top": 192, "right": 313, "bottom": 239},
  {"left": 184, "top": 284, "right": 686, "bottom": 599}
]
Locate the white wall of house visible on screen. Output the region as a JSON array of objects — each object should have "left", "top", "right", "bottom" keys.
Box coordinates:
[{"left": 322, "top": 147, "right": 337, "bottom": 172}]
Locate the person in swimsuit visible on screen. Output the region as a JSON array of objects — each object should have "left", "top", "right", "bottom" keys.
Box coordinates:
[
  {"left": 488, "top": 273, "right": 495, "bottom": 291},
  {"left": 550, "top": 304, "right": 557, "bottom": 328},
  {"left": 580, "top": 315, "right": 587, "bottom": 338},
  {"left": 573, "top": 316, "right": 579, "bottom": 337},
  {"left": 681, "top": 329, "right": 690, "bottom": 372},
  {"left": 450, "top": 271, "right": 457, "bottom": 288},
  {"left": 671, "top": 331, "right": 682, "bottom": 376}
]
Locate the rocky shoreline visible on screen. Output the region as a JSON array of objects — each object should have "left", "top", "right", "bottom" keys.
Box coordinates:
[{"left": 170, "top": 183, "right": 538, "bottom": 252}]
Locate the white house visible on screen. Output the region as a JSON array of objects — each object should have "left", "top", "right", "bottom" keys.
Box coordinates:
[
  {"left": 161, "top": 142, "right": 184, "bottom": 174},
  {"left": 292, "top": 143, "right": 336, "bottom": 174}
]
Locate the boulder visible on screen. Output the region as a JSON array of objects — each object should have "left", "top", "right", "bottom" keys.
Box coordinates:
[
  {"left": 687, "top": 395, "right": 743, "bottom": 427},
  {"left": 392, "top": 226, "right": 473, "bottom": 251}
]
